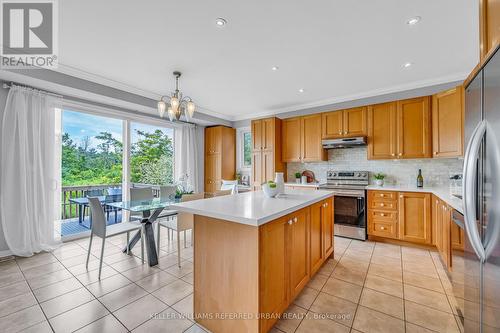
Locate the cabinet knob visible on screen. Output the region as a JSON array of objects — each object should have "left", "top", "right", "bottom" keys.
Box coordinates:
[
  {"left": 433, "top": 152, "right": 437, "bottom": 155},
  {"left": 391, "top": 153, "right": 395, "bottom": 157},
  {"left": 293, "top": 217, "right": 298, "bottom": 223},
  {"left": 400, "top": 195, "right": 403, "bottom": 198},
  {"left": 344, "top": 131, "right": 348, "bottom": 135},
  {"left": 380, "top": 194, "right": 385, "bottom": 197},
  {"left": 338, "top": 131, "right": 342, "bottom": 135},
  {"left": 380, "top": 203, "right": 385, "bottom": 207},
  {"left": 398, "top": 153, "right": 403, "bottom": 156},
  {"left": 325, "top": 202, "right": 328, "bottom": 207},
  {"left": 380, "top": 213, "right": 385, "bottom": 217},
  {"left": 381, "top": 226, "right": 386, "bottom": 230},
  {"left": 288, "top": 220, "right": 293, "bottom": 225}
]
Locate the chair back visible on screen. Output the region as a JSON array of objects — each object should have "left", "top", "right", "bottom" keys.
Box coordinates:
[
  {"left": 213, "top": 189, "right": 232, "bottom": 197},
  {"left": 160, "top": 185, "right": 177, "bottom": 200},
  {"left": 221, "top": 180, "right": 238, "bottom": 194},
  {"left": 130, "top": 187, "right": 153, "bottom": 202},
  {"left": 176, "top": 193, "right": 204, "bottom": 231},
  {"left": 181, "top": 193, "right": 204, "bottom": 202},
  {"left": 88, "top": 197, "right": 107, "bottom": 238}
]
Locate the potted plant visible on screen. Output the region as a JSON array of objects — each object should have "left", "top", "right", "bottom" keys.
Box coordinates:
[
  {"left": 262, "top": 181, "right": 279, "bottom": 198},
  {"left": 294, "top": 172, "right": 302, "bottom": 184},
  {"left": 373, "top": 173, "right": 385, "bottom": 186}
]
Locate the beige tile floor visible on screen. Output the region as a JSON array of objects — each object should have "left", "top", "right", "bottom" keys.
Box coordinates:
[{"left": 0, "top": 232, "right": 461, "bottom": 333}]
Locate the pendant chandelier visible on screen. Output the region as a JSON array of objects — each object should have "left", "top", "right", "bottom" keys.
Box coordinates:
[{"left": 157, "top": 71, "right": 195, "bottom": 121}]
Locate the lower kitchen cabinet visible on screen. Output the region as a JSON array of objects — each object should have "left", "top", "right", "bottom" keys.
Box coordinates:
[
  {"left": 433, "top": 196, "right": 452, "bottom": 269},
  {"left": 258, "top": 200, "right": 332, "bottom": 333},
  {"left": 398, "top": 192, "right": 432, "bottom": 245},
  {"left": 367, "top": 190, "right": 431, "bottom": 245}
]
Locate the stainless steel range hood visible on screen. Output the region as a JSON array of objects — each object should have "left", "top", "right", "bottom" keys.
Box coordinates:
[{"left": 322, "top": 137, "right": 366, "bottom": 149}]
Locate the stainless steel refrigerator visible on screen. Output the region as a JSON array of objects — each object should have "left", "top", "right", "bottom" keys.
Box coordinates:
[{"left": 463, "top": 45, "right": 500, "bottom": 333}]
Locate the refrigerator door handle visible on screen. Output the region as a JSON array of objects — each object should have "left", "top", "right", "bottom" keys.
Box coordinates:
[{"left": 463, "top": 120, "right": 486, "bottom": 262}]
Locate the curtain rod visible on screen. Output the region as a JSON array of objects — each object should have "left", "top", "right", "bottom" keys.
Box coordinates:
[
  {"left": 2, "top": 81, "right": 198, "bottom": 127},
  {"left": 2, "top": 82, "right": 64, "bottom": 98}
]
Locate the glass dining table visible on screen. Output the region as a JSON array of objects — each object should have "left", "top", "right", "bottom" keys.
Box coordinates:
[{"left": 107, "top": 198, "right": 180, "bottom": 266}]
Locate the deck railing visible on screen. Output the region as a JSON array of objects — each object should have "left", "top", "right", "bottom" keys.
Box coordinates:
[{"left": 61, "top": 183, "right": 163, "bottom": 220}]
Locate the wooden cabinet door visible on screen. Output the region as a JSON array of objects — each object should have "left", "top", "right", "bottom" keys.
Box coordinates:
[
  {"left": 205, "top": 126, "right": 221, "bottom": 155},
  {"left": 310, "top": 202, "right": 324, "bottom": 275},
  {"left": 259, "top": 216, "right": 289, "bottom": 333},
  {"left": 262, "top": 118, "right": 275, "bottom": 151},
  {"left": 205, "top": 154, "right": 221, "bottom": 193},
  {"left": 432, "top": 87, "right": 464, "bottom": 158},
  {"left": 451, "top": 220, "right": 465, "bottom": 251},
  {"left": 262, "top": 150, "right": 275, "bottom": 183},
  {"left": 252, "top": 120, "right": 263, "bottom": 151},
  {"left": 367, "top": 102, "right": 397, "bottom": 159},
  {"left": 481, "top": 0, "right": 500, "bottom": 59},
  {"left": 322, "top": 198, "right": 334, "bottom": 257},
  {"left": 289, "top": 209, "right": 310, "bottom": 298},
  {"left": 398, "top": 192, "right": 432, "bottom": 244},
  {"left": 252, "top": 151, "right": 262, "bottom": 189},
  {"left": 322, "top": 111, "right": 343, "bottom": 139},
  {"left": 397, "top": 97, "right": 432, "bottom": 159},
  {"left": 301, "top": 114, "right": 325, "bottom": 162},
  {"left": 441, "top": 204, "right": 451, "bottom": 268},
  {"left": 282, "top": 117, "right": 302, "bottom": 162},
  {"left": 343, "top": 107, "right": 367, "bottom": 137}
]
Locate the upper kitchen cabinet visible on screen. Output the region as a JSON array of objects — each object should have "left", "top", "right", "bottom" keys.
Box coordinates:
[
  {"left": 480, "top": 0, "right": 500, "bottom": 60},
  {"left": 251, "top": 117, "right": 285, "bottom": 189},
  {"left": 204, "top": 126, "right": 235, "bottom": 194},
  {"left": 367, "top": 102, "right": 397, "bottom": 159},
  {"left": 321, "top": 107, "right": 367, "bottom": 139},
  {"left": 397, "top": 97, "right": 432, "bottom": 159},
  {"left": 282, "top": 115, "right": 326, "bottom": 163},
  {"left": 368, "top": 97, "right": 431, "bottom": 160},
  {"left": 432, "top": 86, "right": 464, "bottom": 158}
]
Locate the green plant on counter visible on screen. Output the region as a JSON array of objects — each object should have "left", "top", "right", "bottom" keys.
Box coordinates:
[
  {"left": 373, "top": 173, "right": 385, "bottom": 180},
  {"left": 295, "top": 172, "right": 302, "bottom": 179},
  {"left": 262, "top": 180, "right": 277, "bottom": 188}
]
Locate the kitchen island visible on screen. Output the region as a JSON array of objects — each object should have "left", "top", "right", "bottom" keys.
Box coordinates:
[{"left": 171, "top": 189, "right": 334, "bottom": 333}]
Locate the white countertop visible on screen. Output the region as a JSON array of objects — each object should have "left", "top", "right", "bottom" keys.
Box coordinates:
[
  {"left": 365, "top": 185, "right": 463, "bottom": 214},
  {"left": 170, "top": 189, "right": 334, "bottom": 226},
  {"left": 285, "top": 182, "right": 325, "bottom": 188}
]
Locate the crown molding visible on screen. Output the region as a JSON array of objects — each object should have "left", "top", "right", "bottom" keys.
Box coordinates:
[{"left": 231, "top": 72, "right": 469, "bottom": 121}]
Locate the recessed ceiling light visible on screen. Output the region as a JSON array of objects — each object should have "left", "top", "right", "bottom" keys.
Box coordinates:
[
  {"left": 402, "top": 62, "right": 413, "bottom": 69},
  {"left": 406, "top": 16, "right": 421, "bottom": 25},
  {"left": 271, "top": 66, "right": 279, "bottom": 71},
  {"left": 215, "top": 18, "right": 227, "bottom": 27},
  {"left": 298, "top": 88, "right": 305, "bottom": 93}
]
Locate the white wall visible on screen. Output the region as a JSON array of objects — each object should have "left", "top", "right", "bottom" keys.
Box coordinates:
[{"left": 287, "top": 147, "right": 463, "bottom": 187}]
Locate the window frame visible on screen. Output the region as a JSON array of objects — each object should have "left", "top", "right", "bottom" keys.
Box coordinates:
[{"left": 236, "top": 127, "right": 252, "bottom": 171}]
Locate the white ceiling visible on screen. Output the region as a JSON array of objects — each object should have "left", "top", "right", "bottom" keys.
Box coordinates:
[{"left": 57, "top": 0, "right": 479, "bottom": 121}]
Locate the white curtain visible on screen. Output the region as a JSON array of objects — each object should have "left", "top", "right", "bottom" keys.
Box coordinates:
[
  {"left": 0, "top": 85, "right": 62, "bottom": 256},
  {"left": 174, "top": 124, "right": 199, "bottom": 192}
]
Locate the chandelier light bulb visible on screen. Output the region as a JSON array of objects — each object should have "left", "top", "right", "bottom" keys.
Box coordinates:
[
  {"left": 167, "top": 107, "right": 174, "bottom": 122},
  {"left": 187, "top": 101, "right": 196, "bottom": 118},
  {"left": 170, "top": 96, "right": 180, "bottom": 110},
  {"left": 157, "top": 100, "right": 167, "bottom": 118}
]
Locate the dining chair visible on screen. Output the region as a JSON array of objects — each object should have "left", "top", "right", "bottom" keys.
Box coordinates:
[
  {"left": 157, "top": 192, "right": 204, "bottom": 267},
  {"left": 86, "top": 197, "right": 143, "bottom": 279},
  {"left": 130, "top": 187, "right": 153, "bottom": 221},
  {"left": 221, "top": 180, "right": 238, "bottom": 194},
  {"left": 157, "top": 185, "right": 179, "bottom": 242}
]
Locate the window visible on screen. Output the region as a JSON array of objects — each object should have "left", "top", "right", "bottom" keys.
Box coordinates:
[
  {"left": 130, "top": 122, "right": 174, "bottom": 186},
  {"left": 243, "top": 131, "right": 252, "bottom": 167}
]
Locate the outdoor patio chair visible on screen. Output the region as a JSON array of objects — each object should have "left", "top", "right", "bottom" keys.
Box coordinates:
[
  {"left": 157, "top": 192, "right": 204, "bottom": 267},
  {"left": 86, "top": 197, "right": 144, "bottom": 279}
]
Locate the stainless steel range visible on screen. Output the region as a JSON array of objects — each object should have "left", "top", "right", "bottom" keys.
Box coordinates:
[{"left": 319, "top": 171, "right": 368, "bottom": 240}]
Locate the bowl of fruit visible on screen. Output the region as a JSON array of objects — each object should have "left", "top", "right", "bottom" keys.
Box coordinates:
[{"left": 262, "top": 181, "right": 279, "bottom": 198}]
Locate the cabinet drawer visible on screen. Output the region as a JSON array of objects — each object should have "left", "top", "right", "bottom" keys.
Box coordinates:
[
  {"left": 369, "top": 219, "right": 398, "bottom": 239},
  {"left": 370, "top": 191, "right": 397, "bottom": 200},
  {"left": 368, "top": 210, "right": 397, "bottom": 222},
  {"left": 369, "top": 200, "right": 397, "bottom": 210}
]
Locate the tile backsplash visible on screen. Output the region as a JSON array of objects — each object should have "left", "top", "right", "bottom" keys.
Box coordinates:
[{"left": 287, "top": 147, "right": 463, "bottom": 187}]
